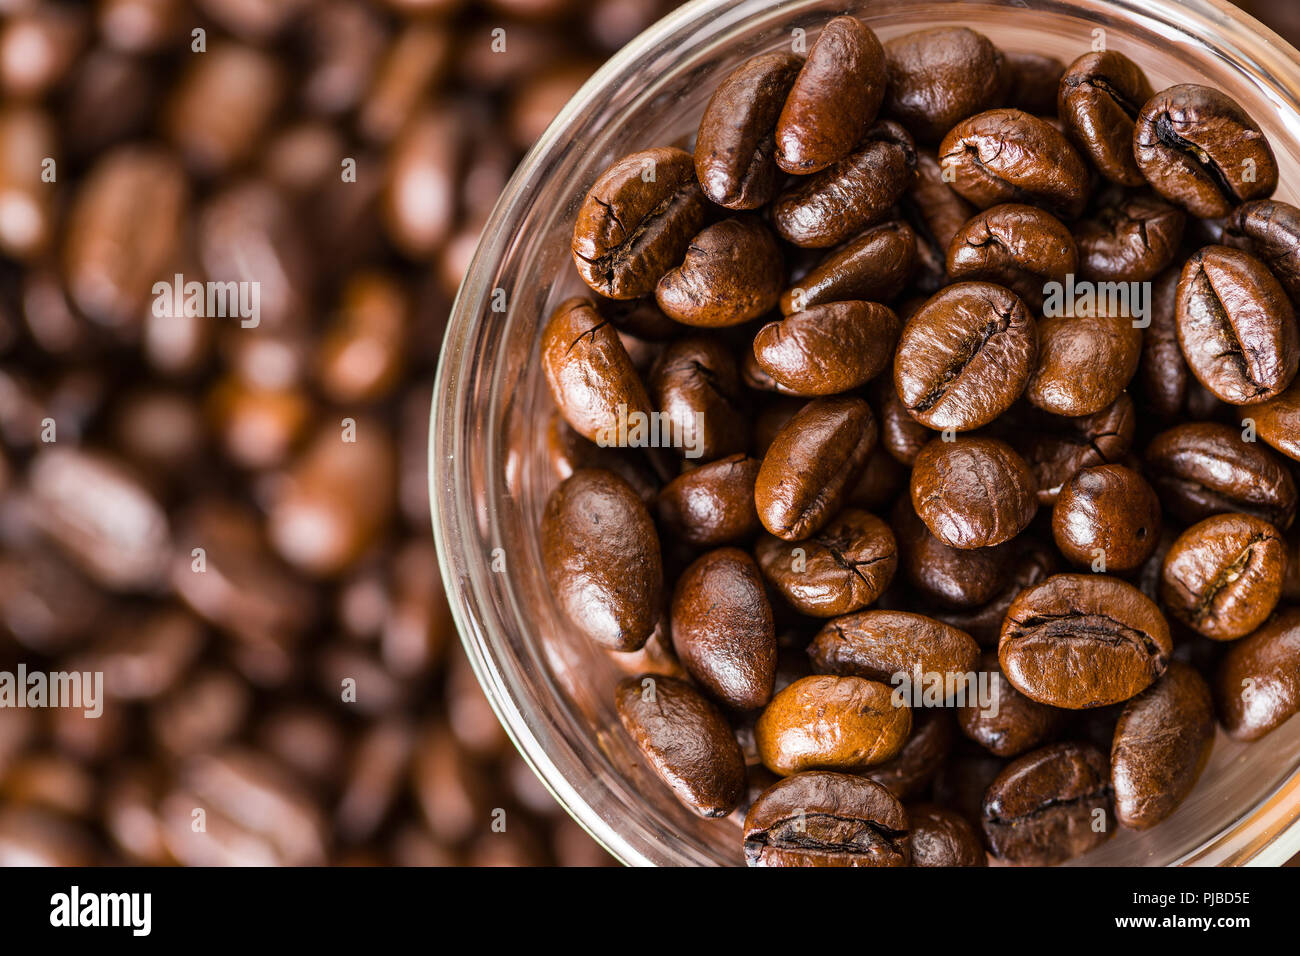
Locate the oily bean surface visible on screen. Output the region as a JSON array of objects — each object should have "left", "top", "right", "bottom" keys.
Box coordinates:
[
  {"left": 1021, "top": 393, "right": 1136, "bottom": 504},
  {"left": 655, "top": 217, "right": 783, "bottom": 326},
  {"left": 1026, "top": 312, "right": 1142, "bottom": 417},
  {"left": 753, "top": 301, "right": 899, "bottom": 397},
  {"left": 656, "top": 454, "right": 761, "bottom": 547},
  {"left": 862, "top": 710, "right": 954, "bottom": 801},
  {"left": 808, "top": 609, "right": 979, "bottom": 687},
  {"left": 910, "top": 436, "right": 1038, "bottom": 550},
  {"left": 883, "top": 27, "right": 1006, "bottom": 143},
  {"left": 1074, "top": 193, "right": 1184, "bottom": 283},
  {"left": 1051, "top": 464, "right": 1161, "bottom": 573},
  {"left": 648, "top": 337, "right": 749, "bottom": 462},
  {"left": 1214, "top": 607, "right": 1300, "bottom": 740},
  {"left": 892, "top": 496, "right": 1010, "bottom": 609},
  {"left": 958, "top": 651, "right": 1066, "bottom": 758},
  {"left": 1057, "top": 51, "right": 1154, "bottom": 187},
  {"left": 781, "top": 220, "right": 916, "bottom": 313},
  {"left": 1253, "top": 379, "right": 1300, "bottom": 462},
  {"left": 756, "top": 508, "right": 897, "bottom": 618},
  {"left": 945, "top": 204, "right": 1076, "bottom": 308},
  {"left": 908, "top": 802, "right": 987, "bottom": 867},
  {"left": 1226, "top": 199, "right": 1300, "bottom": 303}
]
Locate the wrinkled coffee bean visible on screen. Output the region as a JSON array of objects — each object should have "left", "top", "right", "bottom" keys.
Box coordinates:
[
  {"left": 911, "top": 436, "right": 1038, "bottom": 549},
  {"left": 884, "top": 27, "right": 1005, "bottom": 142},
  {"left": 908, "top": 802, "right": 987, "bottom": 866},
  {"left": 1253, "top": 379, "right": 1300, "bottom": 462},
  {"left": 648, "top": 337, "right": 749, "bottom": 462},
  {"left": 946, "top": 204, "right": 1077, "bottom": 308},
  {"left": 1021, "top": 393, "right": 1136, "bottom": 504},
  {"left": 1214, "top": 607, "right": 1300, "bottom": 740},
  {"left": 756, "top": 508, "right": 897, "bottom": 617},
  {"left": 1058, "top": 51, "right": 1154, "bottom": 187},
  {"left": 1226, "top": 199, "right": 1300, "bottom": 303},
  {"left": 655, "top": 217, "right": 783, "bottom": 325},
  {"left": 892, "top": 496, "right": 1010, "bottom": 609},
  {"left": 862, "top": 710, "right": 954, "bottom": 800},
  {"left": 1026, "top": 312, "right": 1142, "bottom": 417},
  {"left": 808, "top": 609, "right": 979, "bottom": 686},
  {"left": 781, "top": 220, "right": 916, "bottom": 313},
  {"left": 753, "top": 301, "right": 900, "bottom": 396},
  {"left": 1074, "top": 193, "right": 1185, "bottom": 282}
]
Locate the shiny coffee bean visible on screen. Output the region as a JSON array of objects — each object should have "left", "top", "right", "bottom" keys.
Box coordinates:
[
  {"left": 809, "top": 609, "right": 979, "bottom": 686},
  {"left": 958, "top": 651, "right": 1065, "bottom": 758},
  {"left": 1021, "top": 392, "right": 1137, "bottom": 504},
  {"left": 1214, "top": 607, "right": 1300, "bottom": 740},
  {"left": 571, "top": 147, "right": 708, "bottom": 299},
  {"left": 939, "top": 109, "right": 1090, "bottom": 219},
  {"left": 775, "top": 16, "right": 886, "bottom": 175},
  {"left": 1051, "top": 464, "right": 1161, "bottom": 573},
  {"left": 946, "top": 204, "right": 1077, "bottom": 308},
  {"left": 655, "top": 217, "right": 783, "bottom": 326},
  {"left": 755, "top": 675, "right": 911, "bottom": 775},
  {"left": 1139, "top": 268, "right": 1191, "bottom": 418},
  {"left": 892, "top": 496, "right": 1010, "bottom": 609},
  {"left": 883, "top": 27, "right": 1006, "bottom": 143},
  {"left": 1160, "top": 513, "right": 1285, "bottom": 641},
  {"left": 1176, "top": 245, "right": 1299, "bottom": 405},
  {"left": 1226, "top": 199, "right": 1300, "bottom": 304},
  {"left": 1058, "top": 51, "right": 1154, "bottom": 187},
  {"left": 1133, "top": 84, "right": 1277, "bottom": 218},
  {"left": 1026, "top": 312, "right": 1142, "bottom": 417},
  {"left": 671, "top": 547, "right": 776, "bottom": 710},
  {"left": 648, "top": 337, "right": 748, "bottom": 462},
  {"left": 981, "top": 741, "right": 1113, "bottom": 865},
  {"left": 755, "top": 396, "right": 877, "bottom": 541},
  {"left": 656, "top": 454, "right": 761, "bottom": 546},
  {"left": 1074, "top": 193, "right": 1184, "bottom": 283},
  {"left": 1111, "top": 661, "right": 1215, "bottom": 829},
  {"left": 894, "top": 282, "right": 1038, "bottom": 431},
  {"left": 780, "top": 220, "right": 917, "bottom": 313},
  {"left": 876, "top": 378, "right": 933, "bottom": 466},
  {"left": 911, "top": 436, "right": 1038, "bottom": 550},
  {"left": 1254, "top": 379, "right": 1300, "bottom": 462},
  {"left": 615, "top": 674, "right": 746, "bottom": 817},
  {"left": 753, "top": 301, "right": 899, "bottom": 396},
  {"left": 756, "top": 508, "right": 897, "bottom": 617},
  {"left": 743, "top": 772, "right": 909, "bottom": 867},
  {"left": 1000, "top": 573, "right": 1172, "bottom": 708},
  {"left": 541, "top": 469, "right": 663, "bottom": 651},
  {"left": 908, "top": 802, "right": 986, "bottom": 866}
]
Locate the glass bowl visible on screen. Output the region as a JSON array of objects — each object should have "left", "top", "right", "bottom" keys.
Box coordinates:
[{"left": 432, "top": 0, "right": 1300, "bottom": 866}]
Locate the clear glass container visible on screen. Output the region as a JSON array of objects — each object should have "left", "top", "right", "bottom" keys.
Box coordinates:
[{"left": 432, "top": 0, "right": 1300, "bottom": 866}]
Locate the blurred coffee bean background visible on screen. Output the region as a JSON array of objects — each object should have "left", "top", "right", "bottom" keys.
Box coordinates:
[{"left": 0, "top": 0, "right": 1295, "bottom": 867}]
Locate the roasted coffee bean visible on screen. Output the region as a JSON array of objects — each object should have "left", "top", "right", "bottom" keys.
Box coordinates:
[
  {"left": 908, "top": 802, "right": 987, "bottom": 866},
  {"left": 656, "top": 454, "right": 761, "bottom": 546},
  {"left": 743, "top": 772, "right": 909, "bottom": 867},
  {"left": 615, "top": 674, "right": 746, "bottom": 817},
  {"left": 1002, "top": 52, "right": 1065, "bottom": 116},
  {"left": 1254, "top": 379, "right": 1300, "bottom": 462},
  {"left": 1146, "top": 422, "right": 1297, "bottom": 528},
  {"left": 1160, "top": 513, "right": 1285, "bottom": 641},
  {"left": 1226, "top": 199, "right": 1300, "bottom": 303},
  {"left": 892, "top": 495, "right": 1009, "bottom": 609},
  {"left": 1074, "top": 193, "right": 1185, "bottom": 282},
  {"left": 753, "top": 301, "right": 900, "bottom": 396},
  {"left": 541, "top": 298, "right": 653, "bottom": 444},
  {"left": 772, "top": 121, "right": 916, "bottom": 248},
  {"left": 775, "top": 16, "right": 886, "bottom": 174},
  {"left": 863, "top": 709, "right": 954, "bottom": 801},
  {"left": 780, "top": 220, "right": 917, "bottom": 313},
  {"left": 571, "top": 147, "right": 708, "bottom": 299},
  {"left": 981, "top": 741, "right": 1113, "bottom": 865},
  {"left": 541, "top": 469, "right": 663, "bottom": 652},
  {"left": 935, "top": 538, "right": 1059, "bottom": 647},
  {"left": 904, "top": 152, "right": 976, "bottom": 276},
  {"left": 1000, "top": 573, "right": 1172, "bottom": 708},
  {"left": 939, "top": 110, "right": 1090, "bottom": 219},
  {"left": 756, "top": 675, "right": 911, "bottom": 775},
  {"left": 1176, "top": 245, "right": 1299, "bottom": 405},
  {"left": 670, "top": 548, "right": 776, "bottom": 710},
  {"left": 1214, "top": 607, "right": 1300, "bottom": 740},
  {"left": 756, "top": 508, "right": 897, "bottom": 617},
  {"left": 911, "top": 436, "right": 1037, "bottom": 550},
  {"left": 1058, "top": 51, "right": 1154, "bottom": 187},
  {"left": 1026, "top": 312, "right": 1142, "bottom": 417},
  {"left": 946, "top": 204, "right": 1077, "bottom": 308},
  {"left": 648, "top": 337, "right": 748, "bottom": 461},
  {"left": 1140, "top": 268, "right": 1190, "bottom": 418},
  {"left": 1021, "top": 392, "right": 1137, "bottom": 504},
  {"left": 1051, "top": 464, "right": 1161, "bottom": 572},
  {"left": 883, "top": 27, "right": 1006, "bottom": 142},
  {"left": 755, "top": 396, "right": 877, "bottom": 541},
  {"left": 809, "top": 609, "right": 979, "bottom": 687},
  {"left": 1133, "top": 84, "right": 1277, "bottom": 218},
  {"left": 695, "top": 52, "right": 803, "bottom": 209},
  {"left": 958, "top": 651, "right": 1065, "bottom": 758},
  {"left": 894, "top": 282, "right": 1038, "bottom": 431},
  {"left": 1111, "top": 661, "right": 1214, "bottom": 829},
  {"left": 876, "top": 378, "right": 933, "bottom": 466},
  {"left": 655, "top": 217, "right": 783, "bottom": 326}
]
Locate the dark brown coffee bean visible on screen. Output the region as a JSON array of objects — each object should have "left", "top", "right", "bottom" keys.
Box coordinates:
[
  {"left": 648, "top": 337, "right": 749, "bottom": 462},
  {"left": 911, "top": 436, "right": 1037, "bottom": 550},
  {"left": 753, "top": 301, "right": 900, "bottom": 396},
  {"left": 939, "top": 110, "right": 1090, "bottom": 219},
  {"left": 1133, "top": 84, "right": 1278, "bottom": 218},
  {"left": 695, "top": 52, "right": 803, "bottom": 209},
  {"left": 894, "top": 282, "right": 1038, "bottom": 431},
  {"left": 892, "top": 496, "right": 1010, "bottom": 609},
  {"left": 1214, "top": 607, "right": 1300, "bottom": 740},
  {"left": 615, "top": 674, "right": 745, "bottom": 817},
  {"left": 656, "top": 454, "right": 760, "bottom": 547},
  {"left": 809, "top": 610, "right": 979, "bottom": 687},
  {"left": 1001, "top": 52, "right": 1065, "bottom": 116},
  {"left": 1058, "top": 51, "right": 1154, "bottom": 187},
  {"left": 780, "top": 220, "right": 917, "bottom": 314},
  {"left": 541, "top": 298, "right": 653, "bottom": 445},
  {"left": 1254, "top": 378, "right": 1300, "bottom": 462},
  {"left": 883, "top": 27, "right": 1005, "bottom": 143},
  {"left": 655, "top": 218, "right": 783, "bottom": 326},
  {"left": 1226, "top": 199, "right": 1300, "bottom": 304},
  {"left": 1051, "top": 464, "right": 1161, "bottom": 573},
  {"left": 671, "top": 547, "right": 776, "bottom": 710},
  {"left": 1111, "top": 661, "right": 1214, "bottom": 829},
  {"left": 1140, "top": 268, "right": 1190, "bottom": 418},
  {"left": 1000, "top": 573, "right": 1172, "bottom": 708},
  {"left": 1146, "top": 422, "right": 1297, "bottom": 528},
  {"left": 571, "top": 147, "right": 708, "bottom": 299},
  {"left": 755, "top": 675, "right": 911, "bottom": 775},
  {"left": 959, "top": 651, "right": 1066, "bottom": 757},
  {"left": 1026, "top": 312, "right": 1142, "bottom": 417},
  {"left": 981, "top": 741, "right": 1113, "bottom": 864},
  {"left": 908, "top": 802, "right": 987, "bottom": 866},
  {"left": 756, "top": 508, "right": 897, "bottom": 617},
  {"left": 1160, "top": 513, "right": 1285, "bottom": 641},
  {"left": 772, "top": 121, "right": 915, "bottom": 248},
  {"left": 1021, "top": 392, "right": 1136, "bottom": 504},
  {"left": 1074, "top": 193, "right": 1185, "bottom": 283},
  {"left": 755, "top": 396, "right": 877, "bottom": 541},
  {"left": 946, "top": 204, "right": 1077, "bottom": 308},
  {"left": 743, "top": 771, "right": 909, "bottom": 867},
  {"left": 775, "top": 16, "right": 886, "bottom": 175},
  {"left": 875, "top": 378, "right": 933, "bottom": 466},
  {"left": 541, "top": 469, "right": 663, "bottom": 652},
  {"left": 1176, "top": 245, "right": 1299, "bottom": 405},
  {"left": 863, "top": 709, "right": 954, "bottom": 800}
]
